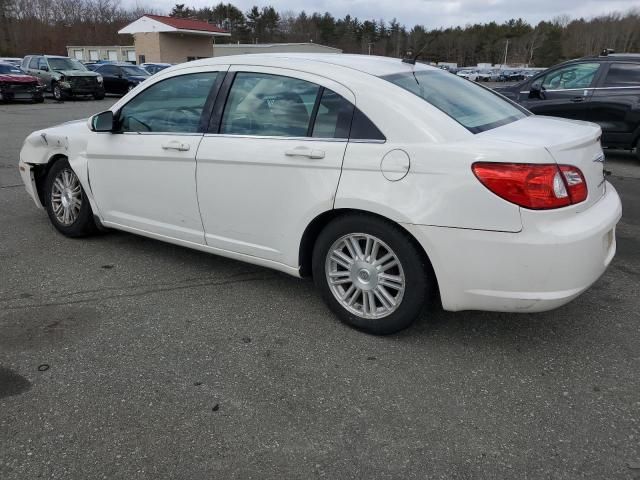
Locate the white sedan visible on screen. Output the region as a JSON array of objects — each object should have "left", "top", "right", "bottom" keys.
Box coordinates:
[{"left": 18, "top": 54, "right": 621, "bottom": 334}]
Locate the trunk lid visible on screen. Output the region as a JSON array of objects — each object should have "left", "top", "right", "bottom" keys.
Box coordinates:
[{"left": 479, "top": 115, "right": 606, "bottom": 212}]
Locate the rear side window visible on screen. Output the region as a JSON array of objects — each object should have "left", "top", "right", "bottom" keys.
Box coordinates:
[
  {"left": 603, "top": 63, "right": 640, "bottom": 87},
  {"left": 382, "top": 69, "right": 527, "bottom": 134},
  {"left": 118, "top": 72, "right": 220, "bottom": 133},
  {"left": 311, "top": 89, "right": 354, "bottom": 139},
  {"left": 350, "top": 108, "right": 386, "bottom": 141},
  {"left": 28, "top": 57, "right": 39, "bottom": 69}
]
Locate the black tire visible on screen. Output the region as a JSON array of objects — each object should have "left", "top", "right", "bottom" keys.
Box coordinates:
[
  {"left": 34, "top": 96, "right": 44, "bottom": 104},
  {"left": 44, "top": 159, "right": 97, "bottom": 237},
  {"left": 635, "top": 145, "right": 640, "bottom": 162},
  {"left": 312, "top": 214, "right": 434, "bottom": 335},
  {"left": 52, "top": 82, "right": 64, "bottom": 101},
  {"left": 93, "top": 91, "right": 105, "bottom": 100}
]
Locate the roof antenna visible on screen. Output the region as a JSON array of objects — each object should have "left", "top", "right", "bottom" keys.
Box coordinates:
[{"left": 402, "top": 32, "right": 440, "bottom": 65}]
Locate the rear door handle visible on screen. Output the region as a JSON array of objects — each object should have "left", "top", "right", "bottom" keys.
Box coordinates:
[
  {"left": 571, "top": 96, "right": 585, "bottom": 103},
  {"left": 161, "top": 140, "right": 190, "bottom": 151},
  {"left": 285, "top": 146, "right": 325, "bottom": 159}
]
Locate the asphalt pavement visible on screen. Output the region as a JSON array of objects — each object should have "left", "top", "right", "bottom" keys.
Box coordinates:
[{"left": 1, "top": 98, "right": 639, "bottom": 479}]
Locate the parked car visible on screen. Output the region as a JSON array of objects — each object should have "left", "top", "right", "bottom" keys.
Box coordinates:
[
  {"left": 92, "top": 63, "right": 150, "bottom": 94},
  {"left": 0, "top": 57, "right": 23, "bottom": 67},
  {"left": 456, "top": 69, "right": 475, "bottom": 79},
  {"left": 495, "top": 52, "right": 640, "bottom": 159},
  {"left": 0, "top": 62, "right": 44, "bottom": 103},
  {"left": 21, "top": 55, "right": 105, "bottom": 101},
  {"left": 18, "top": 54, "right": 621, "bottom": 334},
  {"left": 141, "top": 63, "right": 172, "bottom": 75},
  {"left": 469, "top": 70, "right": 496, "bottom": 82},
  {"left": 498, "top": 69, "right": 525, "bottom": 82}
]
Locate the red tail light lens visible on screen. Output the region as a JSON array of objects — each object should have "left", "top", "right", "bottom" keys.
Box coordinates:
[{"left": 472, "top": 162, "right": 588, "bottom": 210}]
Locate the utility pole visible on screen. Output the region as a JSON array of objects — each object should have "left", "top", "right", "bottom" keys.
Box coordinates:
[
  {"left": 503, "top": 39, "right": 509, "bottom": 66},
  {"left": 368, "top": 42, "right": 373, "bottom": 55}
]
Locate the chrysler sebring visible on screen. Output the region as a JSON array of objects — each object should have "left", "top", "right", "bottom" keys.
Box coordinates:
[{"left": 18, "top": 54, "right": 622, "bottom": 334}]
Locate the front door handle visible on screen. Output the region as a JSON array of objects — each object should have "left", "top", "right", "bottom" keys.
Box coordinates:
[
  {"left": 284, "top": 146, "right": 325, "bottom": 159},
  {"left": 161, "top": 140, "right": 190, "bottom": 151},
  {"left": 571, "top": 96, "right": 585, "bottom": 103}
]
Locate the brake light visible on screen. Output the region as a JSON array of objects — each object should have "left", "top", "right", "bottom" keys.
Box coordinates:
[{"left": 472, "top": 162, "right": 588, "bottom": 209}]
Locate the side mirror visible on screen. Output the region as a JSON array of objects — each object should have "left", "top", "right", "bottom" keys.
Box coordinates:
[
  {"left": 90, "top": 111, "right": 114, "bottom": 132},
  {"left": 41, "top": 66, "right": 49, "bottom": 72},
  {"left": 529, "top": 82, "right": 545, "bottom": 100}
]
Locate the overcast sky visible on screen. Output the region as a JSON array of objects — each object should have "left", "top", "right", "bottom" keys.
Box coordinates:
[{"left": 126, "top": 0, "right": 639, "bottom": 30}]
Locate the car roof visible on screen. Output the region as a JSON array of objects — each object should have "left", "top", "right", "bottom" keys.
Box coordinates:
[{"left": 184, "top": 53, "right": 440, "bottom": 77}]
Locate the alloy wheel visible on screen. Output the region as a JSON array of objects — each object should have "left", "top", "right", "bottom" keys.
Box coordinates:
[
  {"left": 50, "top": 168, "right": 82, "bottom": 225},
  {"left": 325, "top": 233, "right": 405, "bottom": 319}
]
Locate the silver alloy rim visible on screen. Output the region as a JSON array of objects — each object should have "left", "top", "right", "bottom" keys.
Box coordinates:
[
  {"left": 50, "top": 168, "right": 82, "bottom": 226},
  {"left": 325, "top": 233, "right": 405, "bottom": 319}
]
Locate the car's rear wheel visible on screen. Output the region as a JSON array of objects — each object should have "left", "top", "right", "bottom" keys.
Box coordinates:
[
  {"left": 44, "top": 159, "right": 97, "bottom": 237},
  {"left": 312, "top": 214, "right": 433, "bottom": 335},
  {"left": 93, "top": 91, "right": 105, "bottom": 100}
]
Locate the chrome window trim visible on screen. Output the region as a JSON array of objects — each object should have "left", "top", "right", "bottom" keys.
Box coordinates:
[
  {"left": 520, "top": 85, "right": 640, "bottom": 95},
  {"left": 120, "top": 131, "right": 203, "bottom": 137},
  {"left": 202, "top": 133, "right": 386, "bottom": 144},
  {"left": 203, "top": 133, "right": 346, "bottom": 142}
]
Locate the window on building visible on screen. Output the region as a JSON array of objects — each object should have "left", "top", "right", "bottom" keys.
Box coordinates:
[
  {"left": 73, "top": 50, "right": 84, "bottom": 60},
  {"left": 138, "top": 55, "right": 146, "bottom": 65},
  {"left": 89, "top": 50, "right": 98, "bottom": 61}
]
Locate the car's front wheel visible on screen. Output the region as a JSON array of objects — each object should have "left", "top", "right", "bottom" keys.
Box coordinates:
[
  {"left": 312, "top": 214, "right": 433, "bottom": 335},
  {"left": 44, "top": 159, "right": 97, "bottom": 237},
  {"left": 52, "top": 82, "right": 64, "bottom": 101}
]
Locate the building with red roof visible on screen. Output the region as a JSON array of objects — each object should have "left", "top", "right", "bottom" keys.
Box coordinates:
[{"left": 118, "top": 15, "right": 231, "bottom": 64}]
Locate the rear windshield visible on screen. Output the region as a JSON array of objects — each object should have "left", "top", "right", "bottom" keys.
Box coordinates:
[
  {"left": 121, "top": 66, "right": 149, "bottom": 77},
  {"left": 381, "top": 69, "right": 528, "bottom": 133}
]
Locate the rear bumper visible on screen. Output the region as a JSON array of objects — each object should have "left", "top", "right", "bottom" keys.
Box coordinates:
[{"left": 404, "top": 182, "right": 622, "bottom": 312}]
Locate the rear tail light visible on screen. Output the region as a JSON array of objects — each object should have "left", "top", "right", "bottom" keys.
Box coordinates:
[{"left": 472, "top": 162, "right": 588, "bottom": 209}]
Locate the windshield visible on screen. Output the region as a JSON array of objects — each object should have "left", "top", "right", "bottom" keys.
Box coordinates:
[
  {"left": 381, "top": 69, "right": 528, "bottom": 133},
  {"left": 122, "top": 66, "right": 149, "bottom": 77},
  {"left": 48, "top": 58, "right": 87, "bottom": 71},
  {"left": 0, "top": 64, "right": 23, "bottom": 74}
]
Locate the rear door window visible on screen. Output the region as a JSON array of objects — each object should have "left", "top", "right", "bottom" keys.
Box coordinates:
[
  {"left": 603, "top": 63, "right": 640, "bottom": 87},
  {"left": 220, "top": 72, "right": 319, "bottom": 137}
]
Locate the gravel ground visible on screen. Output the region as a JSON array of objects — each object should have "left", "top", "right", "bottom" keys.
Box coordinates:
[{"left": 0, "top": 97, "right": 639, "bottom": 479}]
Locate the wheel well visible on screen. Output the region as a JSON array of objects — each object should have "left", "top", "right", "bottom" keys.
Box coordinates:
[
  {"left": 298, "top": 208, "right": 438, "bottom": 291},
  {"left": 32, "top": 154, "right": 67, "bottom": 206}
]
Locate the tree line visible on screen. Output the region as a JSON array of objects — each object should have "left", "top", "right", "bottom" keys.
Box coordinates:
[{"left": 1, "top": 0, "right": 639, "bottom": 67}]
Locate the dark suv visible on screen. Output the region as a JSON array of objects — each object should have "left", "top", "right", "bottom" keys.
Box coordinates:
[
  {"left": 495, "top": 52, "right": 640, "bottom": 159},
  {"left": 92, "top": 63, "right": 150, "bottom": 95},
  {"left": 21, "top": 55, "right": 105, "bottom": 101}
]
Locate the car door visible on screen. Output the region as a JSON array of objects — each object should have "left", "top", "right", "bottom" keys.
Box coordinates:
[
  {"left": 33, "top": 57, "right": 51, "bottom": 87},
  {"left": 520, "top": 62, "right": 602, "bottom": 120},
  {"left": 587, "top": 62, "right": 640, "bottom": 148},
  {"left": 195, "top": 67, "right": 356, "bottom": 267},
  {"left": 86, "top": 69, "right": 226, "bottom": 244}
]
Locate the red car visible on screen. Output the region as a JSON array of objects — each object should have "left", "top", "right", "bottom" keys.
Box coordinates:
[{"left": 0, "top": 62, "right": 44, "bottom": 103}]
